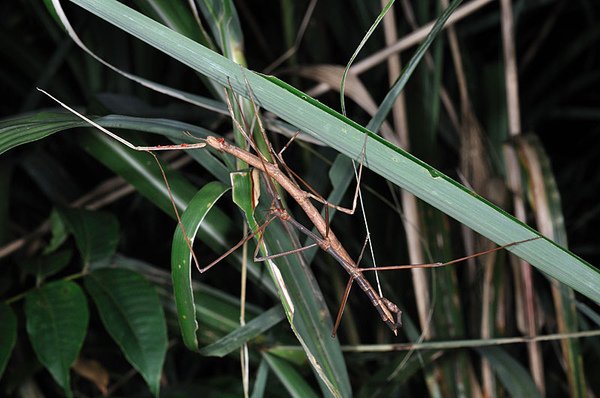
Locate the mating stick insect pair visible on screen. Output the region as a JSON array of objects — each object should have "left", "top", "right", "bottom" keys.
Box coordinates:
[{"left": 38, "top": 83, "right": 538, "bottom": 337}]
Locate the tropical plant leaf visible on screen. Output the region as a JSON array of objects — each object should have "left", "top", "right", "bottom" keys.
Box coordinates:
[
  {"left": 25, "top": 280, "right": 89, "bottom": 398},
  {"left": 84, "top": 268, "right": 167, "bottom": 397},
  {"left": 57, "top": 207, "right": 119, "bottom": 268},
  {"left": 20, "top": 249, "right": 73, "bottom": 280}
]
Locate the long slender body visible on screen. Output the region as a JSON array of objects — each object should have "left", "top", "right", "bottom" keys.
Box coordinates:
[{"left": 206, "top": 136, "right": 401, "bottom": 333}]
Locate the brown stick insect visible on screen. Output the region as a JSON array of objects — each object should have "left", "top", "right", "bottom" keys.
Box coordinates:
[{"left": 37, "top": 86, "right": 538, "bottom": 336}]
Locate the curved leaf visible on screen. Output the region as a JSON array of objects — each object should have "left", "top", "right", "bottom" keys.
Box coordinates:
[
  {"left": 476, "top": 347, "right": 541, "bottom": 398},
  {"left": 57, "top": 208, "right": 119, "bottom": 268},
  {"left": 263, "top": 352, "right": 319, "bottom": 398},
  {"left": 25, "top": 280, "right": 89, "bottom": 398},
  {"left": 199, "top": 305, "right": 285, "bottom": 358},
  {"left": 0, "top": 303, "right": 17, "bottom": 378},
  {"left": 84, "top": 268, "right": 167, "bottom": 397},
  {"left": 171, "top": 181, "right": 230, "bottom": 351},
  {"left": 0, "top": 112, "right": 83, "bottom": 156}
]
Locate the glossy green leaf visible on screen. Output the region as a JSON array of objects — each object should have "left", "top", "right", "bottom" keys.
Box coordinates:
[
  {"left": 263, "top": 352, "right": 319, "bottom": 398},
  {"left": 171, "top": 181, "right": 230, "bottom": 351},
  {"left": 199, "top": 305, "right": 285, "bottom": 357},
  {"left": 476, "top": 347, "right": 541, "bottom": 398},
  {"left": 0, "top": 303, "right": 17, "bottom": 378},
  {"left": 25, "top": 280, "right": 89, "bottom": 398},
  {"left": 66, "top": 0, "right": 600, "bottom": 306},
  {"left": 84, "top": 268, "right": 167, "bottom": 397},
  {"left": 57, "top": 208, "right": 119, "bottom": 267},
  {"left": 21, "top": 249, "right": 73, "bottom": 280}
]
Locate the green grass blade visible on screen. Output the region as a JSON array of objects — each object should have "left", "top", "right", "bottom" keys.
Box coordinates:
[
  {"left": 263, "top": 352, "right": 319, "bottom": 398},
  {"left": 367, "top": 0, "right": 461, "bottom": 132},
  {"left": 250, "top": 358, "right": 269, "bottom": 398},
  {"left": 477, "top": 347, "right": 542, "bottom": 398},
  {"left": 199, "top": 305, "right": 285, "bottom": 357},
  {"left": 519, "top": 135, "right": 588, "bottom": 396},
  {"left": 171, "top": 181, "right": 230, "bottom": 351}
]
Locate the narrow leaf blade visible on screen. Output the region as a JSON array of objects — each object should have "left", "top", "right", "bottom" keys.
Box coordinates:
[
  {"left": 171, "top": 181, "right": 230, "bottom": 351},
  {"left": 200, "top": 305, "right": 285, "bottom": 357},
  {"left": 476, "top": 347, "right": 541, "bottom": 398},
  {"left": 263, "top": 352, "right": 319, "bottom": 398}
]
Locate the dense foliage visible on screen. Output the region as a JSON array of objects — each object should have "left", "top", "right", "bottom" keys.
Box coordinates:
[{"left": 1, "top": 0, "right": 599, "bottom": 397}]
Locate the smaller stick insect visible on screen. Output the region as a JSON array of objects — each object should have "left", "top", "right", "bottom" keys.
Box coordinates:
[{"left": 38, "top": 86, "right": 539, "bottom": 336}]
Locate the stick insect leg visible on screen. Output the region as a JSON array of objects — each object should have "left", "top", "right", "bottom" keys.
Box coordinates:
[
  {"left": 356, "top": 237, "right": 542, "bottom": 272},
  {"left": 202, "top": 214, "right": 280, "bottom": 273},
  {"left": 332, "top": 277, "right": 354, "bottom": 337}
]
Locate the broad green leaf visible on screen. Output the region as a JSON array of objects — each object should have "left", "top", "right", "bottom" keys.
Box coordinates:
[
  {"left": 20, "top": 249, "right": 73, "bottom": 280},
  {"left": 25, "top": 280, "right": 89, "bottom": 398},
  {"left": 66, "top": 0, "right": 600, "bottom": 306},
  {"left": 84, "top": 268, "right": 167, "bottom": 397},
  {"left": 0, "top": 303, "right": 17, "bottom": 378},
  {"left": 171, "top": 181, "right": 230, "bottom": 351},
  {"left": 57, "top": 208, "right": 119, "bottom": 268},
  {"left": 263, "top": 352, "right": 319, "bottom": 398},
  {"left": 199, "top": 305, "right": 285, "bottom": 357},
  {"left": 476, "top": 347, "right": 541, "bottom": 398}
]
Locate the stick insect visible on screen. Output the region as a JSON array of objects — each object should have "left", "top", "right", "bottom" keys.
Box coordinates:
[{"left": 38, "top": 86, "right": 539, "bottom": 336}]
